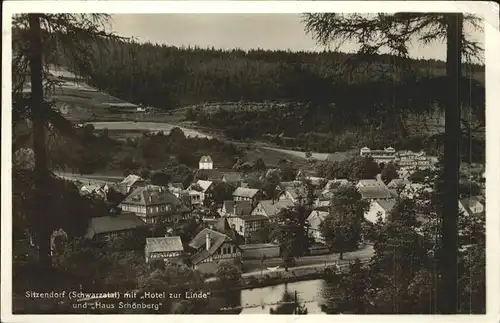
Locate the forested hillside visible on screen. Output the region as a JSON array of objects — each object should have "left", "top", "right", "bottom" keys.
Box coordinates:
[
  {"left": 60, "top": 39, "right": 484, "bottom": 110},
  {"left": 51, "top": 39, "right": 484, "bottom": 160}
]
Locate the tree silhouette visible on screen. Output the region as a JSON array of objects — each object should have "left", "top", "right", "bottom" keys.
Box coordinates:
[
  {"left": 381, "top": 162, "right": 398, "bottom": 184},
  {"left": 302, "top": 12, "right": 482, "bottom": 314},
  {"left": 270, "top": 290, "right": 308, "bottom": 314},
  {"left": 12, "top": 14, "right": 123, "bottom": 268}
]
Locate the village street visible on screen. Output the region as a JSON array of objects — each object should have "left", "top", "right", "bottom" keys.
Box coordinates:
[{"left": 205, "top": 245, "right": 374, "bottom": 282}]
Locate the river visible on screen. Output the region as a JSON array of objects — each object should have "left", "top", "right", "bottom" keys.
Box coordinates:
[{"left": 211, "top": 279, "right": 341, "bottom": 314}]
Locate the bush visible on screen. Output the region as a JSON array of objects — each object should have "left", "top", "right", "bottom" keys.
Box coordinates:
[{"left": 216, "top": 262, "right": 242, "bottom": 287}]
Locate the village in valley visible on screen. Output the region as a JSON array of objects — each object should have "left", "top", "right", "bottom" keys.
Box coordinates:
[
  {"left": 9, "top": 11, "right": 487, "bottom": 316},
  {"left": 50, "top": 142, "right": 485, "bottom": 292}
]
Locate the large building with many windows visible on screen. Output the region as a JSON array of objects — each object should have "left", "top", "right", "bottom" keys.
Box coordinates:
[
  {"left": 119, "top": 185, "right": 191, "bottom": 225},
  {"left": 359, "top": 147, "right": 397, "bottom": 164}
]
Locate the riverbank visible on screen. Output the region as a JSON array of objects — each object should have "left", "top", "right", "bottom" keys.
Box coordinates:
[{"left": 205, "top": 257, "right": 370, "bottom": 292}]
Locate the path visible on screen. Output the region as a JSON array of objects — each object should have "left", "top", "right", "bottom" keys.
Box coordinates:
[
  {"left": 205, "top": 245, "right": 374, "bottom": 283},
  {"left": 53, "top": 171, "right": 123, "bottom": 185}
]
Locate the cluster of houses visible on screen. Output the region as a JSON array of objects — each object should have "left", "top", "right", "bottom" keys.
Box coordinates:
[
  {"left": 74, "top": 154, "right": 485, "bottom": 273},
  {"left": 359, "top": 147, "right": 434, "bottom": 173}
]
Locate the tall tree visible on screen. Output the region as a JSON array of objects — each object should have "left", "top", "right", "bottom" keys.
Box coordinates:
[
  {"left": 381, "top": 162, "right": 398, "bottom": 184},
  {"left": 13, "top": 14, "right": 121, "bottom": 268},
  {"left": 320, "top": 185, "right": 368, "bottom": 259},
  {"left": 271, "top": 204, "right": 311, "bottom": 269},
  {"left": 302, "top": 12, "right": 481, "bottom": 313}
]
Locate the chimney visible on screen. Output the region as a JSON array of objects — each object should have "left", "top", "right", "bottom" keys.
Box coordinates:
[
  {"left": 148, "top": 196, "right": 152, "bottom": 203},
  {"left": 206, "top": 232, "right": 211, "bottom": 250}
]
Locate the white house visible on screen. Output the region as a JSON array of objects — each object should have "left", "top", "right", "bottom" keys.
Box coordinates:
[
  {"left": 356, "top": 179, "right": 387, "bottom": 189},
  {"left": 187, "top": 180, "right": 214, "bottom": 205},
  {"left": 459, "top": 197, "right": 484, "bottom": 216},
  {"left": 199, "top": 156, "right": 213, "bottom": 170},
  {"left": 359, "top": 147, "right": 397, "bottom": 164},
  {"left": 364, "top": 199, "right": 397, "bottom": 223},
  {"left": 307, "top": 210, "right": 328, "bottom": 243}
]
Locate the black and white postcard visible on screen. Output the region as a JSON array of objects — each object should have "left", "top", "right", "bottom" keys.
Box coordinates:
[{"left": 2, "top": 1, "right": 499, "bottom": 321}]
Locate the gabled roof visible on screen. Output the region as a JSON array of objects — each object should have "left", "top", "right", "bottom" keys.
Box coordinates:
[
  {"left": 195, "top": 180, "right": 213, "bottom": 192},
  {"left": 374, "top": 199, "right": 397, "bottom": 213},
  {"left": 223, "top": 200, "right": 253, "bottom": 216},
  {"left": 358, "top": 186, "right": 393, "bottom": 200},
  {"left": 85, "top": 213, "right": 146, "bottom": 239},
  {"left": 120, "top": 174, "right": 144, "bottom": 186},
  {"left": 189, "top": 228, "right": 235, "bottom": 264},
  {"left": 307, "top": 210, "right": 328, "bottom": 230},
  {"left": 213, "top": 217, "right": 233, "bottom": 234},
  {"left": 120, "top": 186, "right": 187, "bottom": 209},
  {"left": 357, "top": 179, "right": 387, "bottom": 188},
  {"left": 256, "top": 199, "right": 294, "bottom": 217},
  {"left": 222, "top": 172, "right": 243, "bottom": 183},
  {"left": 80, "top": 183, "right": 105, "bottom": 194},
  {"left": 199, "top": 155, "right": 213, "bottom": 163},
  {"left": 460, "top": 196, "right": 483, "bottom": 214},
  {"left": 145, "top": 236, "right": 184, "bottom": 253},
  {"left": 387, "top": 178, "right": 411, "bottom": 188},
  {"left": 283, "top": 186, "right": 307, "bottom": 200},
  {"left": 233, "top": 187, "right": 260, "bottom": 198}
]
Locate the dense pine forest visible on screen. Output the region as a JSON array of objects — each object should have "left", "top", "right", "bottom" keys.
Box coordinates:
[{"left": 68, "top": 39, "right": 485, "bottom": 109}]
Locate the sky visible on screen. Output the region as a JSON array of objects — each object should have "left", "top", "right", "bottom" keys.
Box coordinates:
[{"left": 109, "top": 13, "right": 485, "bottom": 62}]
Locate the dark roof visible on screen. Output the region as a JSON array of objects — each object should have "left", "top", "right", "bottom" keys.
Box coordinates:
[
  {"left": 358, "top": 186, "right": 393, "bottom": 200},
  {"left": 240, "top": 243, "right": 279, "bottom": 250},
  {"left": 460, "top": 196, "right": 483, "bottom": 214},
  {"left": 222, "top": 172, "right": 243, "bottom": 183},
  {"left": 191, "top": 250, "right": 211, "bottom": 265},
  {"left": 256, "top": 199, "right": 294, "bottom": 217},
  {"left": 375, "top": 199, "right": 397, "bottom": 213},
  {"left": 85, "top": 213, "right": 146, "bottom": 239},
  {"left": 199, "top": 169, "right": 224, "bottom": 181},
  {"left": 145, "top": 236, "right": 184, "bottom": 253},
  {"left": 235, "top": 214, "right": 269, "bottom": 221},
  {"left": 213, "top": 217, "right": 233, "bottom": 234},
  {"left": 189, "top": 228, "right": 235, "bottom": 264},
  {"left": 200, "top": 155, "right": 213, "bottom": 163},
  {"left": 191, "top": 180, "right": 213, "bottom": 192},
  {"left": 223, "top": 200, "right": 253, "bottom": 216},
  {"left": 233, "top": 187, "right": 260, "bottom": 198},
  {"left": 120, "top": 186, "right": 187, "bottom": 208}
]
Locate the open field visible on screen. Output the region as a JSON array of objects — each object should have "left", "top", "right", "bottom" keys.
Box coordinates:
[{"left": 90, "top": 121, "right": 212, "bottom": 139}]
